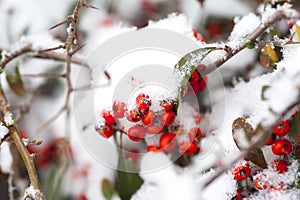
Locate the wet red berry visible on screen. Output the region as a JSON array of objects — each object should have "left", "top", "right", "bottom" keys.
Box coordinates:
[
  {"left": 159, "top": 132, "right": 177, "bottom": 152},
  {"left": 147, "top": 145, "right": 160, "bottom": 152},
  {"left": 112, "top": 101, "right": 126, "bottom": 118},
  {"left": 127, "top": 125, "right": 146, "bottom": 142},
  {"left": 253, "top": 173, "right": 269, "bottom": 190},
  {"left": 126, "top": 109, "right": 141, "bottom": 122},
  {"left": 273, "top": 159, "right": 288, "bottom": 173},
  {"left": 136, "top": 93, "right": 151, "bottom": 111},
  {"left": 265, "top": 133, "right": 277, "bottom": 146},
  {"left": 142, "top": 110, "right": 155, "bottom": 125},
  {"left": 232, "top": 162, "right": 251, "bottom": 181},
  {"left": 160, "top": 111, "right": 176, "bottom": 126},
  {"left": 273, "top": 120, "right": 290, "bottom": 136},
  {"left": 102, "top": 110, "right": 116, "bottom": 125},
  {"left": 178, "top": 141, "right": 198, "bottom": 156},
  {"left": 160, "top": 99, "right": 174, "bottom": 111},
  {"left": 188, "top": 127, "right": 202, "bottom": 142},
  {"left": 271, "top": 139, "right": 292, "bottom": 155},
  {"left": 96, "top": 124, "right": 114, "bottom": 138}
]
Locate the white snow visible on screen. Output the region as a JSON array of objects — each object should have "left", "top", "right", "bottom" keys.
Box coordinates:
[{"left": 0, "top": 122, "right": 9, "bottom": 140}]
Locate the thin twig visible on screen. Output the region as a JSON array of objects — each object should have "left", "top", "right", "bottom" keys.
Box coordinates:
[
  {"left": 22, "top": 73, "right": 65, "bottom": 78},
  {"left": 202, "top": 9, "right": 298, "bottom": 76},
  {"left": 0, "top": 87, "right": 44, "bottom": 199},
  {"left": 0, "top": 44, "right": 32, "bottom": 69}
]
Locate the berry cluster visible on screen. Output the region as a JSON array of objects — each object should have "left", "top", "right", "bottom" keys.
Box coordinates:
[{"left": 96, "top": 92, "right": 203, "bottom": 157}]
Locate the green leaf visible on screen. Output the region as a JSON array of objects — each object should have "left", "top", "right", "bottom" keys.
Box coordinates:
[
  {"left": 44, "top": 164, "right": 64, "bottom": 200},
  {"left": 0, "top": 50, "right": 2, "bottom": 61},
  {"left": 290, "top": 111, "right": 300, "bottom": 143},
  {"left": 117, "top": 149, "right": 143, "bottom": 200},
  {"left": 101, "top": 179, "right": 116, "bottom": 200},
  {"left": 6, "top": 66, "right": 25, "bottom": 96},
  {"left": 174, "top": 47, "right": 215, "bottom": 87},
  {"left": 246, "top": 41, "right": 255, "bottom": 49}
]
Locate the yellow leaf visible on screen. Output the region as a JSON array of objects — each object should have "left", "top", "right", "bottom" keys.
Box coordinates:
[
  {"left": 260, "top": 43, "right": 278, "bottom": 67},
  {"left": 295, "top": 24, "right": 300, "bottom": 42}
]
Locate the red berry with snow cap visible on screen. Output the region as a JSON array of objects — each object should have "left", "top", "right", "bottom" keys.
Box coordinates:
[
  {"left": 253, "top": 173, "right": 269, "bottom": 190},
  {"left": 112, "top": 101, "right": 126, "bottom": 118},
  {"left": 136, "top": 93, "right": 151, "bottom": 111},
  {"left": 232, "top": 162, "right": 251, "bottom": 181},
  {"left": 126, "top": 109, "right": 141, "bottom": 122},
  {"left": 102, "top": 110, "right": 116, "bottom": 125},
  {"left": 96, "top": 124, "right": 114, "bottom": 138},
  {"left": 160, "top": 99, "right": 175, "bottom": 112}
]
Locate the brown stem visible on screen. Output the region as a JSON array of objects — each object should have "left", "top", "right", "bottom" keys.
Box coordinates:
[
  {"left": 0, "top": 44, "right": 32, "bottom": 69},
  {"left": 0, "top": 87, "right": 44, "bottom": 198},
  {"left": 202, "top": 9, "right": 298, "bottom": 75}
]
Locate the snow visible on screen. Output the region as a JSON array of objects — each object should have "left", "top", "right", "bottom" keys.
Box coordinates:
[
  {"left": 0, "top": 122, "right": 9, "bottom": 140},
  {"left": 0, "top": 141, "right": 13, "bottom": 174},
  {"left": 24, "top": 185, "right": 43, "bottom": 200},
  {"left": 4, "top": 113, "right": 14, "bottom": 126},
  {"left": 228, "top": 13, "right": 261, "bottom": 49}
]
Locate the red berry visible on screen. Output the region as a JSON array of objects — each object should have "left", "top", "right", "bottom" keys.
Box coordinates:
[
  {"left": 178, "top": 141, "right": 198, "bottom": 156},
  {"left": 127, "top": 125, "right": 146, "bottom": 142},
  {"left": 253, "top": 173, "right": 269, "bottom": 190},
  {"left": 160, "top": 99, "right": 174, "bottom": 111},
  {"left": 112, "top": 101, "right": 126, "bottom": 118},
  {"left": 160, "top": 111, "right": 176, "bottom": 126},
  {"left": 272, "top": 139, "right": 292, "bottom": 155},
  {"left": 146, "top": 124, "right": 164, "bottom": 134},
  {"left": 273, "top": 120, "right": 290, "bottom": 136},
  {"left": 142, "top": 110, "right": 155, "bottom": 125},
  {"left": 96, "top": 124, "right": 114, "bottom": 138},
  {"left": 102, "top": 110, "right": 116, "bottom": 125},
  {"left": 232, "top": 163, "right": 251, "bottom": 181},
  {"left": 269, "top": 182, "right": 285, "bottom": 191},
  {"left": 126, "top": 109, "right": 141, "bottom": 122},
  {"left": 189, "top": 70, "right": 200, "bottom": 83},
  {"left": 136, "top": 93, "right": 151, "bottom": 111},
  {"left": 187, "top": 76, "right": 207, "bottom": 96},
  {"left": 147, "top": 145, "right": 160, "bottom": 152},
  {"left": 236, "top": 189, "right": 242, "bottom": 200},
  {"left": 159, "top": 132, "right": 177, "bottom": 152},
  {"left": 265, "top": 133, "right": 277, "bottom": 145},
  {"left": 188, "top": 127, "right": 202, "bottom": 142},
  {"left": 274, "top": 159, "right": 288, "bottom": 173}
]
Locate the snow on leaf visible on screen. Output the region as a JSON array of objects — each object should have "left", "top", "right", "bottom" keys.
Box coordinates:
[{"left": 174, "top": 47, "right": 215, "bottom": 87}]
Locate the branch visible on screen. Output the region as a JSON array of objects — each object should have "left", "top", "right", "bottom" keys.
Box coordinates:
[
  {"left": 202, "top": 98, "right": 300, "bottom": 189},
  {"left": 202, "top": 9, "right": 298, "bottom": 75},
  {"left": 0, "top": 44, "right": 32, "bottom": 69},
  {"left": 0, "top": 87, "right": 44, "bottom": 199}
]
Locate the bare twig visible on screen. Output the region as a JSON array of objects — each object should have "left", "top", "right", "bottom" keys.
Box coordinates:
[
  {"left": 0, "top": 44, "right": 32, "bottom": 69},
  {"left": 0, "top": 87, "right": 44, "bottom": 199},
  {"left": 22, "top": 73, "right": 65, "bottom": 78},
  {"left": 202, "top": 99, "right": 300, "bottom": 189}
]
